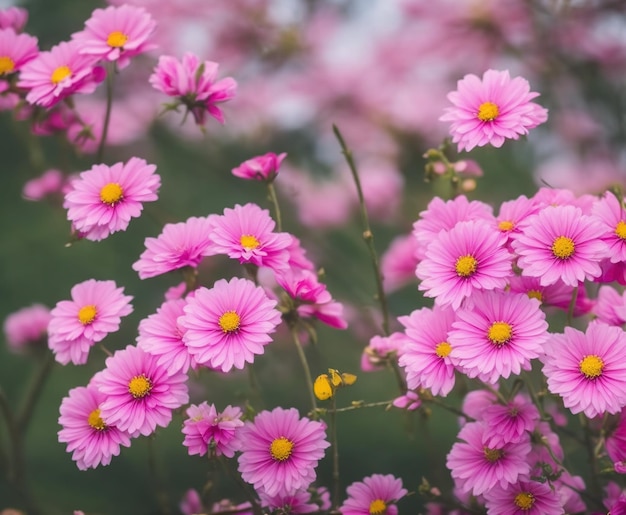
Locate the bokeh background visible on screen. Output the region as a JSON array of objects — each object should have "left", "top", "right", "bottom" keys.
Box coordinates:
[{"left": 1, "top": 0, "right": 625, "bottom": 513}]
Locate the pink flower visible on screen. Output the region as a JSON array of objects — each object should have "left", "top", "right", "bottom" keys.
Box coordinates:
[
  {"left": 232, "top": 152, "right": 287, "bottom": 182},
  {"left": 448, "top": 290, "right": 548, "bottom": 384},
  {"left": 512, "top": 205, "right": 608, "bottom": 287},
  {"left": 339, "top": 474, "right": 407, "bottom": 515},
  {"left": 606, "top": 409, "right": 626, "bottom": 465},
  {"left": 392, "top": 391, "right": 421, "bottom": 411},
  {"left": 182, "top": 402, "right": 243, "bottom": 458},
  {"left": 57, "top": 382, "right": 132, "bottom": 470},
  {"left": 361, "top": 332, "right": 406, "bottom": 372},
  {"left": 179, "top": 489, "right": 203, "bottom": 515},
  {"left": 94, "top": 345, "right": 189, "bottom": 436},
  {"left": 380, "top": 233, "right": 420, "bottom": 293},
  {"left": 72, "top": 5, "right": 156, "bottom": 68},
  {"left": 48, "top": 279, "right": 133, "bottom": 365},
  {"left": 259, "top": 490, "right": 319, "bottom": 514},
  {"left": 542, "top": 321, "right": 626, "bottom": 418},
  {"left": 132, "top": 216, "right": 215, "bottom": 279},
  {"left": 0, "top": 7, "right": 28, "bottom": 32},
  {"left": 593, "top": 285, "right": 626, "bottom": 326},
  {"left": 150, "top": 52, "right": 237, "bottom": 125},
  {"left": 507, "top": 275, "right": 592, "bottom": 317},
  {"left": 206, "top": 203, "right": 292, "bottom": 272},
  {"left": 64, "top": 157, "right": 160, "bottom": 241},
  {"left": 22, "top": 169, "right": 64, "bottom": 201},
  {"left": 481, "top": 394, "right": 540, "bottom": 448},
  {"left": 592, "top": 192, "right": 626, "bottom": 264},
  {"left": 180, "top": 277, "right": 282, "bottom": 372},
  {"left": 495, "top": 195, "right": 539, "bottom": 243},
  {"left": 483, "top": 479, "right": 565, "bottom": 515},
  {"left": 3, "top": 304, "right": 51, "bottom": 352},
  {"left": 0, "top": 28, "right": 38, "bottom": 79},
  {"left": 440, "top": 69, "right": 548, "bottom": 152},
  {"left": 237, "top": 407, "right": 329, "bottom": 498},
  {"left": 416, "top": 220, "right": 513, "bottom": 309},
  {"left": 18, "top": 40, "right": 104, "bottom": 108}
]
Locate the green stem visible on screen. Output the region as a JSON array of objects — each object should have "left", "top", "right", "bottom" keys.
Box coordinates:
[
  {"left": 332, "top": 124, "right": 390, "bottom": 336},
  {"left": 96, "top": 62, "right": 116, "bottom": 163},
  {"left": 147, "top": 436, "right": 171, "bottom": 515},
  {"left": 331, "top": 400, "right": 392, "bottom": 413},
  {"left": 267, "top": 181, "right": 282, "bottom": 232},
  {"left": 329, "top": 396, "right": 340, "bottom": 510},
  {"left": 17, "top": 352, "right": 55, "bottom": 431},
  {"left": 290, "top": 326, "right": 317, "bottom": 412}
]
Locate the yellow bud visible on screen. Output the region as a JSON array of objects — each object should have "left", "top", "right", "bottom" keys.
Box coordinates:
[
  {"left": 314, "top": 374, "right": 333, "bottom": 401},
  {"left": 341, "top": 372, "right": 357, "bottom": 386},
  {"left": 328, "top": 369, "right": 343, "bottom": 387}
]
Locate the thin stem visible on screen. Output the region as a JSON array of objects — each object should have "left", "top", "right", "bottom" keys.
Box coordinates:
[
  {"left": 388, "top": 358, "right": 407, "bottom": 394},
  {"left": 17, "top": 352, "right": 55, "bottom": 431},
  {"left": 96, "top": 62, "right": 116, "bottom": 163},
  {"left": 580, "top": 413, "right": 603, "bottom": 507},
  {"left": 332, "top": 124, "right": 390, "bottom": 336},
  {"left": 267, "top": 181, "right": 282, "bottom": 232},
  {"left": 147, "top": 436, "right": 171, "bottom": 515},
  {"left": 218, "top": 456, "right": 263, "bottom": 515},
  {"left": 331, "top": 400, "right": 392, "bottom": 413},
  {"left": 329, "top": 396, "right": 340, "bottom": 510},
  {"left": 290, "top": 325, "right": 317, "bottom": 412},
  {"left": 424, "top": 396, "right": 475, "bottom": 422}
]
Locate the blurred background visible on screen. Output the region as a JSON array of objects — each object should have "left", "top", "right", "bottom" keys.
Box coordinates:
[{"left": 0, "top": 0, "right": 625, "bottom": 513}]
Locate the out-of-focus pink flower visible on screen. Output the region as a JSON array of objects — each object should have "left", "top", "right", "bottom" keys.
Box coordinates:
[
  {"left": 22, "top": 169, "right": 64, "bottom": 201},
  {"left": 3, "top": 304, "right": 51, "bottom": 353},
  {"left": 380, "top": 233, "right": 420, "bottom": 293},
  {"left": 232, "top": 152, "right": 286, "bottom": 182},
  {"left": 0, "top": 28, "right": 38, "bottom": 81},
  {"left": 0, "top": 7, "right": 28, "bottom": 32}
]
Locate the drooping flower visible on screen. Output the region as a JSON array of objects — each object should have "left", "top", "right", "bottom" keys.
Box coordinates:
[
  {"left": 64, "top": 157, "right": 160, "bottom": 241},
  {"left": 440, "top": 69, "right": 548, "bottom": 152},
  {"left": 541, "top": 321, "right": 626, "bottom": 418},
  {"left": 3, "top": 303, "right": 51, "bottom": 353},
  {"left": 180, "top": 277, "right": 282, "bottom": 372},
  {"left": 72, "top": 5, "right": 156, "bottom": 68},
  {"left": 57, "top": 382, "right": 132, "bottom": 470},
  {"left": 237, "top": 407, "right": 329, "bottom": 498},
  {"left": 48, "top": 279, "right": 133, "bottom": 365},
  {"left": 182, "top": 402, "right": 243, "bottom": 458},
  {"left": 339, "top": 473, "right": 407, "bottom": 515},
  {"left": 232, "top": 152, "right": 287, "bottom": 182},
  {"left": 94, "top": 345, "right": 189, "bottom": 436},
  {"left": 361, "top": 332, "right": 407, "bottom": 372},
  {"left": 483, "top": 479, "right": 565, "bottom": 515}
]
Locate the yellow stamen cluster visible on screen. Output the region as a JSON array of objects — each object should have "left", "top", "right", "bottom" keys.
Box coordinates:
[
  {"left": 51, "top": 65, "right": 71, "bottom": 84},
  {"left": 78, "top": 305, "right": 97, "bottom": 325},
  {"left": 219, "top": 310, "right": 241, "bottom": 333},
  {"left": 0, "top": 56, "right": 15, "bottom": 75},
  {"left": 435, "top": 341, "right": 452, "bottom": 358},
  {"left": 269, "top": 436, "right": 293, "bottom": 461},
  {"left": 514, "top": 492, "right": 535, "bottom": 510},
  {"left": 615, "top": 220, "right": 626, "bottom": 240},
  {"left": 369, "top": 499, "right": 387, "bottom": 515},
  {"left": 551, "top": 235, "right": 575, "bottom": 260},
  {"left": 128, "top": 374, "right": 152, "bottom": 399},
  {"left": 455, "top": 255, "right": 478, "bottom": 278},
  {"left": 240, "top": 234, "right": 261, "bottom": 250},
  {"left": 107, "top": 31, "right": 128, "bottom": 48},
  {"left": 477, "top": 101, "right": 499, "bottom": 121},
  {"left": 87, "top": 408, "right": 106, "bottom": 431},
  {"left": 488, "top": 321, "right": 513, "bottom": 346},
  {"left": 579, "top": 354, "right": 604, "bottom": 379},
  {"left": 483, "top": 447, "right": 503, "bottom": 462},
  {"left": 100, "top": 182, "right": 124, "bottom": 205}
]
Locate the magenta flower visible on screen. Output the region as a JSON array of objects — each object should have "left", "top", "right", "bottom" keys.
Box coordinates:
[
  {"left": 259, "top": 490, "right": 319, "bottom": 514},
  {"left": 94, "top": 345, "right": 189, "bottom": 436},
  {"left": 232, "top": 152, "right": 287, "bottom": 182},
  {"left": 339, "top": 474, "right": 407, "bottom": 515},
  {"left": 481, "top": 394, "right": 540, "bottom": 448},
  {"left": 207, "top": 203, "right": 292, "bottom": 272},
  {"left": 64, "top": 157, "right": 160, "bottom": 241},
  {"left": 416, "top": 220, "right": 513, "bottom": 309},
  {"left": 361, "top": 332, "right": 407, "bottom": 372},
  {"left": 182, "top": 402, "right": 243, "bottom": 458},
  {"left": 592, "top": 192, "right": 626, "bottom": 264},
  {"left": 180, "top": 277, "right": 282, "bottom": 372},
  {"left": 237, "top": 407, "right": 329, "bottom": 498},
  {"left": 440, "top": 69, "right": 548, "bottom": 152},
  {"left": 507, "top": 275, "right": 592, "bottom": 317},
  {"left": 48, "top": 279, "right": 133, "bottom": 365},
  {"left": 512, "top": 205, "right": 608, "bottom": 287},
  {"left": 484, "top": 479, "right": 565, "bottom": 515},
  {"left": 72, "top": 5, "right": 156, "bottom": 68},
  {"left": 58, "top": 383, "right": 132, "bottom": 470},
  {"left": 0, "top": 7, "right": 28, "bottom": 32},
  {"left": 132, "top": 216, "right": 215, "bottom": 279},
  {"left": 398, "top": 305, "right": 457, "bottom": 396},
  {"left": 542, "top": 321, "right": 626, "bottom": 418},
  {"left": 150, "top": 52, "right": 237, "bottom": 125},
  {"left": 448, "top": 289, "right": 548, "bottom": 384},
  {"left": 18, "top": 40, "right": 103, "bottom": 108},
  {"left": 0, "top": 28, "right": 38, "bottom": 79},
  {"left": 3, "top": 303, "right": 51, "bottom": 353},
  {"left": 606, "top": 408, "right": 626, "bottom": 465}
]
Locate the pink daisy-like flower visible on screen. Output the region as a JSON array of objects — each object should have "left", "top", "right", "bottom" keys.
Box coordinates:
[
  {"left": 22, "top": 169, "right": 64, "bottom": 201},
  {"left": 182, "top": 402, "right": 243, "bottom": 458},
  {"left": 3, "top": 303, "right": 51, "bottom": 353},
  {"left": 150, "top": 52, "right": 237, "bottom": 125},
  {"left": 446, "top": 421, "right": 531, "bottom": 497},
  {"left": 592, "top": 191, "right": 626, "bottom": 264},
  {"left": 48, "top": 279, "right": 133, "bottom": 365},
  {"left": 481, "top": 394, "right": 540, "bottom": 448},
  {"left": 132, "top": 216, "right": 215, "bottom": 279},
  {"left": 606, "top": 408, "right": 626, "bottom": 465},
  {"left": 416, "top": 219, "right": 513, "bottom": 309},
  {"left": 339, "top": 474, "right": 407, "bottom": 515},
  {"left": 232, "top": 152, "right": 287, "bottom": 182},
  {"left": 57, "top": 382, "right": 132, "bottom": 470},
  {"left": 180, "top": 277, "right": 282, "bottom": 372},
  {"left": 361, "top": 332, "right": 407, "bottom": 372},
  {"left": 541, "top": 321, "right": 626, "bottom": 418},
  {"left": 237, "top": 407, "right": 329, "bottom": 498},
  {"left": 94, "top": 344, "right": 189, "bottom": 436},
  {"left": 495, "top": 195, "right": 539, "bottom": 244},
  {"left": 593, "top": 285, "right": 626, "bottom": 326},
  {"left": 483, "top": 479, "right": 564, "bottom": 515},
  {"left": 512, "top": 205, "right": 608, "bottom": 287},
  {"left": 380, "top": 233, "right": 420, "bottom": 293},
  {"left": 259, "top": 490, "right": 319, "bottom": 514},
  {"left": 18, "top": 40, "right": 104, "bottom": 108},
  {"left": 448, "top": 289, "right": 549, "bottom": 384},
  {"left": 72, "top": 5, "right": 156, "bottom": 68},
  {"left": 0, "top": 28, "right": 38, "bottom": 80},
  {"left": 64, "top": 157, "right": 160, "bottom": 241},
  {"left": 440, "top": 69, "right": 548, "bottom": 152},
  {"left": 207, "top": 203, "right": 292, "bottom": 272},
  {"left": 398, "top": 305, "right": 457, "bottom": 397}
]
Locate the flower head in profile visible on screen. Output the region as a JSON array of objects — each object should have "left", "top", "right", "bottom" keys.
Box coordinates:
[
  {"left": 259, "top": 489, "right": 319, "bottom": 514},
  {"left": 483, "top": 479, "right": 565, "bottom": 515},
  {"left": 48, "top": 279, "right": 133, "bottom": 365},
  {"left": 232, "top": 152, "right": 287, "bottom": 182},
  {"left": 64, "top": 157, "right": 160, "bottom": 241},
  {"left": 440, "top": 69, "right": 548, "bottom": 152},
  {"left": 0, "top": 7, "right": 28, "bottom": 32},
  {"left": 0, "top": 28, "right": 38, "bottom": 82},
  {"left": 3, "top": 303, "right": 51, "bottom": 353},
  {"left": 237, "top": 407, "right": 329, "bottom": 498},
  {"left": 182, "top": 402, "right": 243, "bottom": 458},
  {"left": 72, "top": 5, "right": 156, "bottom": 68},
  {"left": 180, "top": 277, "right": 282, "bottom": 372},
  {"left": 592, "top": 191, "right": 626, "bottom": 264},
  {"left": 22, "top": 169, "right": 64, "bottom": 201},
  {"left": 339, "top": 473, "right": 407, "bottom": 515}
]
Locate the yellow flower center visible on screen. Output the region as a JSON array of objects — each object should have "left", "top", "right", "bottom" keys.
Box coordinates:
[
  {"left": 78, "top": 304, "right": 97, "bottom": 325},
  {"left": 498, "top": 220, "right": 514, "bottom": 232},
  {"left": 128, "top": 374, "right": 152, "bottom": 398},
  {"left": 483, "top": 447, "right": 503, "bottom": 462},
  {"left": 87, "top": 408, "right": 106, "bottom": 431},
  {"left": 219, "top": 310, "right": 241, "bottom": 333},
  {"left": 615, "top": 220, "right": 626, "bottom": 240},
  {"left": 527, "top": 289, "right": 543, "bottom": 302},
  {"left": 269, "top": 436, "right": 293, "bottom": 461},
  {"left": 369, "top": 499, "right": 387, "bottom": 515},
  {"left": 514, "top": 492, "right": 535, "bottom": 510},
  {"left": 477, "top": 101, "right": 499, "bottom": 121},
  {"left": 100, "top": 182, "right": 124, "bottom": 205},
  {"left": 240, "top": 234, "right": 260, "bottom": 250},
  {"left": 0, "top": 56, "right": 15, "bottom": 75},
  {"left": 455, "top": 255, "right": 478, "bottom": 277},
  {"left": 435, "top": 341, "right": 452, "bottom": 358},
  {"left": 51, "top": 65, "right": 71, "bottom": 84},
  {"left": 551, "top": 235, "right": 575, "bottom": 260},
  {"left": 107, "top": 31, "right": 128, "bottom": 48},
  {"left": 580, "top": 355, "right": 604, "bottom": 379},
  {"left": 488, "top": 321, "right": 512, "bottom": 346}
]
